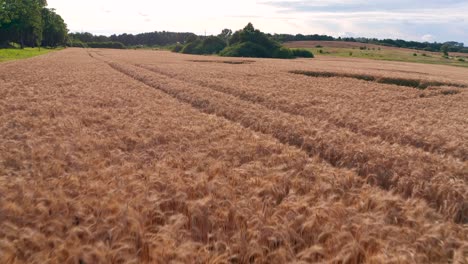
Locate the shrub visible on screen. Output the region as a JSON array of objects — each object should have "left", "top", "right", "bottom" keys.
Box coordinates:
[
  {"left": 181, "top": 39, "right": 202, "bottom": 54},
  {"left": 458, "top": 58, "right": 465, "bottom": 62},
  {"left": 180, "top": 36, "right": 227, "bottom": 55},
  {"left": 292, "top": 49, "right": 314, "bottom": 58},
  {"left": 219, "top": 42, "right": 270, "bottom": 58},
  {"left": 178, "top": 23, "right": 313, "bottom": 60},
  {"left": 349, "top": 52, "right": 353, "bottom": 56},
  {"left": 273, "top": 47, "right": 294, "bottom": 59},
  {"left": 172, "top": 43, "right": 184, "bottom": 53},
  {"left": 413, "top": 53, "right": 417, "bottom": 56},
  {"left": 199, "top": 36, "right": 227, "bottom": 54}
]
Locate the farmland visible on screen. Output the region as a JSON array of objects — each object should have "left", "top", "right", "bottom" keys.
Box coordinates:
[
  {"left": 285, "top": 41, "right": 468, "bottom": 68},
  {"left": 0, "top": 48, "right": 60, "bottom": 63},
  {"left": 1, "top": 48, "right": 467, "bottom": 263}
]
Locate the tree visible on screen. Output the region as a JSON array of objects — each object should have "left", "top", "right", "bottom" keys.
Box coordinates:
[
  {"left": 41, "top": 7, "right": 67, "bottom": 47},
  {"left": 220, "top": 23, "right": 309, "bottom": 59},
  {"left": 218, "top": 28, "right": 232, "bottom": 41},
  {"left": 0, "top": 0, "right": 47, "bottom": 48},
  {"left": 441, "top": 44, "right": 449, "bottom": 56}
]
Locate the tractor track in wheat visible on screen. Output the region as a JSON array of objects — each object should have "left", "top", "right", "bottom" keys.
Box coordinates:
[{"left": 91, "top": 51, "right": 467, "bottom": 223}]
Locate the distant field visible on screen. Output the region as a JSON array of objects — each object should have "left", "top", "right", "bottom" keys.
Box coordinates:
[
  {"left": 0, "top": 48, "right": 59, "bottom": 62},
  {"left": 285, "top": 41, "right": 468, "bottom": 67},
  {"left": 1, "top": 49, "right": 467, "bottom": 263}
]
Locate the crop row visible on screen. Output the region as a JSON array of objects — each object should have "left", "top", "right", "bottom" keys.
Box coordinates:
[
  {"left": 99, "top": 56, "right": 467, "bottom": 223},
  {"left": 136, "top": 62, "right": 468, "bottom": 161}
]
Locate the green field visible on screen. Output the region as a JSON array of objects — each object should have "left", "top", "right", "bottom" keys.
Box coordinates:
[
  {"left": 0, "top": 48, "right": 60, "bottom": 63},
  {"left": 304, "top": 46, "right": 468, "bottom": 68}
]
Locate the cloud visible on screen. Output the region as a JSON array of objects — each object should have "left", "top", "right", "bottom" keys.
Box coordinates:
[
  {"left": 259, "top": 0, "right": 468, "bottom": 43},
  {"left": 47, "top": 0, "right": 468, "bottom": 44},
  {"left": 262, "top": 0, "right": 467, "bottom": 12},
  {"left": 422, "top": 34, "right": 434, "bottom": 42}
]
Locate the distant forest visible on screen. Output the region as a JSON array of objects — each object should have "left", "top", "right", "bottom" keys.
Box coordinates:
[
  {"left": 69, "top": 31, "right": 468, "bottom": 53},
  {"left": 68, "top": 31, "right": 196, "bottom": 48},
  {"left": 272, "top": 34, "right": 468, "bottom": 53}
]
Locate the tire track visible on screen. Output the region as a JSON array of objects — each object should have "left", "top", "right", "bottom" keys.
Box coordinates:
[
  {"left": 93, "top": 53, "right": 467, "bottom": 223},
  {"left": 136, "top": 63, "right": 467, "bottom": 162}
]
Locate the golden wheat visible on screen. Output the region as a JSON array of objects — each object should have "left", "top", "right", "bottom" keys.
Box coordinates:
[{"left": 0, "top": 48, "right": 467, "bottom": 263}]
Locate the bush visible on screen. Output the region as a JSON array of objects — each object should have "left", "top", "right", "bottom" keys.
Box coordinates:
[
  {"left": 199, "top": 36, "right": 227, "bottom": 54},
  {"left": 458, "top": 58, "right": 465, "bottom": 62},
  {"left": 87, "top": 41, "right": 125, "bottom": 49},
  {"left": 178, "top": 23, "right": 314, "bottom": 60},
  {"left": 180, "top": 36, "right": 227, "bottom": 55},
  {"left": 292, "top": 49, "right": 314, "bottom": 58},
  {"left": 181, "top": 39, "right": 202, "bottom": 54},
  {"left": 172, "top": 43, "right": 184, "bottom": 52},
  {"left": 219, "top": 42, "right": 270, "bottom": 58},
  {"left": 413, "top": 53, "right": 417, "bottom": 56},
  {"left": 273, "top": 47, "right": 294, "bottom": 59}
]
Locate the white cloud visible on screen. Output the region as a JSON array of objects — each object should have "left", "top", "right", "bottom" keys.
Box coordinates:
[
  {"left": 422, "top": 34, "right": 434, "bottom": 42},
  {"left": 47, "top": 0, "right": 468, "bottom": 43}
]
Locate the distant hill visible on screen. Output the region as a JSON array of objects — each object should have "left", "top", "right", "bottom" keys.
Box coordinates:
[
  {"left": 284, "top": 41, "right": 468, "bottom": 58},
  {"left": 273, "top": 35, "right": 467, "bottom": 54}
]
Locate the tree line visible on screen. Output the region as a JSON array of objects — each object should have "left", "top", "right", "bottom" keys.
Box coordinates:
[
  {"left": 70, "top": 29, "right": 467, "bottom": 54},
  {"left": 271, "top": 34, "right": 468, "bottom": 53},
  {"left": 0, "top": 0, "right": 67, "bottom": 48},
  {"left": 68, "top": 31, "right": 197, "bottom": 48}
]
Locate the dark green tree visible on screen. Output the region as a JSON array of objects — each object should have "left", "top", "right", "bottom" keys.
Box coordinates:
[
  {"left": 441, "top": 44, "right": 449, "bottom": 56},
  {"left": 218, "top": 28, "right": 232, "bottom": 41},
  {"left": 0, "top": 0, "right": 47, "bottom": 48},
  {"left": 41, "top": 7, "right": 67, "bottom": 47}
]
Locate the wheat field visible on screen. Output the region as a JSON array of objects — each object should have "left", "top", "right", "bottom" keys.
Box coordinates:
[{"left": 0, "top": 48, "right": 467, "bottom": 263}]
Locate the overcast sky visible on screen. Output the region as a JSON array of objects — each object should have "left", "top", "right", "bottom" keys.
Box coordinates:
[{"left": 47, "top": 0, "right": 468, "bottom": 44}]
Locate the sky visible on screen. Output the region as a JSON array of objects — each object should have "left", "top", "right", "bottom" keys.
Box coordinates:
[{"left": 47, "top": 0, "right": 468, "bottom": 44}]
